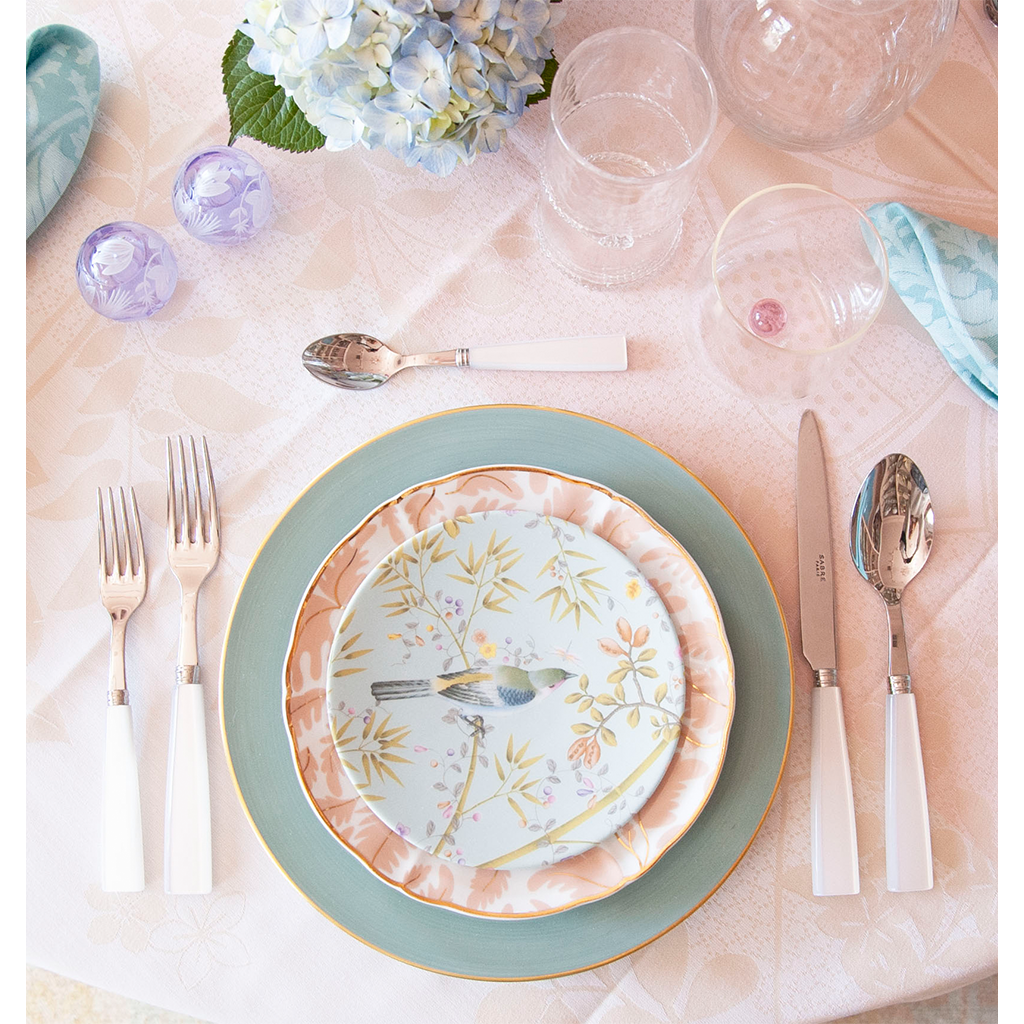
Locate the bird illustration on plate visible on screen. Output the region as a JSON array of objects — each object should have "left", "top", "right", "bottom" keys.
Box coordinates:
[{"left": 370, "top": 665, "right": 576, "bottom": 710}]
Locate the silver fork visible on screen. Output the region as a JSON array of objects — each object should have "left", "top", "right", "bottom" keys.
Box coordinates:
[
  {"left": 97, "top": 486, "right": 147, "bottom": 892},
  {"left": 164, "top": 436, "right": 220, "bottom": 894}
]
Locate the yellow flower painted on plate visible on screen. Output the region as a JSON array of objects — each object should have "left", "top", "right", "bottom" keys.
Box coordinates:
[
  {"left": 388, "top": 633, "right": 401, "bottom": 640},
  {"left": 478, "top": 642, "right": 497, "bottom": 658},
  {"left": 625, "top": 579, "right": 642, "bottom": 599}
]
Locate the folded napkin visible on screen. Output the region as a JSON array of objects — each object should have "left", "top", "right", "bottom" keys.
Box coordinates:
[
  {"left": 26, "top": 24, "right": 100, "bottom": 238},
  {"left": 867, "top": 202, "right": 997, "bottom": 409}
]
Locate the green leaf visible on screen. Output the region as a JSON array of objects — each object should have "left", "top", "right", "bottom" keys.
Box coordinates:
[
  {"left": 222, "top": 28, "right": 325, "bottom": 152},
  {"left": 525, "top": 54, "right": 559, "bottom": 108}
]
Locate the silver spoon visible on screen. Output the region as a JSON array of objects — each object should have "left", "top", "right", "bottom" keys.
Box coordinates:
[
  {"left": 302, "top": 332, "right": 628, "bottom": 390},
  {"left": 850, "top": 453, "right": 934, "bottom": 892}
]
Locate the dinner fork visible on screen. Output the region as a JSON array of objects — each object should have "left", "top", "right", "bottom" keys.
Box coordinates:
[
  {"left": 164, "top": 436, "right": 220, "bottom": 894},
  {"left": 97, "top": 486, "right": 146, "bottom": 892}
]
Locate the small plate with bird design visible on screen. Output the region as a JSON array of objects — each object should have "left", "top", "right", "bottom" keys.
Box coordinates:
[{"left": 326, "top": 510, "right": 685, "bottom": 871}]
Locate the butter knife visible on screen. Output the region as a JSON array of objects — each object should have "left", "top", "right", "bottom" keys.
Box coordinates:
[{"left": 797, "top": 410, "right": 860, "bottom": 896}]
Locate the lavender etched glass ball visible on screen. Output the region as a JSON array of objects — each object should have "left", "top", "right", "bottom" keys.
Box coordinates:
[
  {"left": 172, "top": 146, "right": 273, "bottom": 245},
  {"left": 76, "top": 221, "right": 178, "bottom": 321}
]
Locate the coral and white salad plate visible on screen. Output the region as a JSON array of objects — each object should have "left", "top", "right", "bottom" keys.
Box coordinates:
[{"left": 284, "top": 465, "right": 735, "bottom": 917}]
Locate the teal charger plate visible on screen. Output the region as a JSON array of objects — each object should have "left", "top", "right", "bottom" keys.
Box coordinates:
[{"left": 220, "top": 406, "right": 793, "bottom": 979}]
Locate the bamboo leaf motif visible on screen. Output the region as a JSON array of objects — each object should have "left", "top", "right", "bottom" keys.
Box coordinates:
[{"left": 507, "top": 796, "right": 526, "bottom": 822}]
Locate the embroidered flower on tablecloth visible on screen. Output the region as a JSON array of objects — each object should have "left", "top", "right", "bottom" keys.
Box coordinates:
[
  {"left": 149, "top": 891, "right": 250, "bottom": 989},
  {"left": 85, "top": 884, "right": 166, "bottom": 954}
]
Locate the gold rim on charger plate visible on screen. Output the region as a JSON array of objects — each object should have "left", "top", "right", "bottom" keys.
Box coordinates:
[
  {"left": 282, "top": 462, "right": 736, "bottom": 918},
  {"left": 219, "top": 404, "right": 794, "bottom": 980}
]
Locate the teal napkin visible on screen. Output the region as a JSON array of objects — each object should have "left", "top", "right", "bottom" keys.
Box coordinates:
[
  {"left": 26, "top": 24, "right": 101, "bottom": 238},
  {"left": 867, "top": 202, "right": 997, "bottom": 409}
]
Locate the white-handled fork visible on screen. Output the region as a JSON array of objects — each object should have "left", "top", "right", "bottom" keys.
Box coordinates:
[
  {"left": 97, "top": 486, "right": 147, "bottom": 892},
  {"left": 164, "top": 436, "right": 220, "bottom": 894}
]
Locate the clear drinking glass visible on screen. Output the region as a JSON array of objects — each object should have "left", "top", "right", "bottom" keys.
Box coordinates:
[
  {"left": 536, "top": 27, "right": 718, "bottom": 288},
  {"left": 694, "top": 184, "right": 889, "bottom": 401},
  {"left": 693, "top": 0, "right": 958, "bottom": 151}
]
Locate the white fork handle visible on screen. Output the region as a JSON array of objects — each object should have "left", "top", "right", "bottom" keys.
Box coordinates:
[
  {"left": 466, "top": 335, "right": 627, "bottom": 371},
  {"left": 164, "top": 681, "right": 212, "bottom": 894},
  {"left": 810, "top": 686, "right": 859, "bottom": 896},
  {"left": 102, "top": 703, "right": 144, "bottom": 892},
  {"left": 885, "top": 692, "right": 933, "bottom": 891}
]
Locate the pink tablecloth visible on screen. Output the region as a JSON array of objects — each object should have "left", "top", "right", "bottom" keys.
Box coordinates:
[{"left": 27, "top": 1, "right": 997, "bottom": 1021}]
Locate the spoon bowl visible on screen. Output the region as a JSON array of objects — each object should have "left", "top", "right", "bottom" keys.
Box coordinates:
[
  {"left": 850, "top": 454, "right": 934, "bottom": 600},
  {"left": 302, "top": 334, "right": 405, "bottom": 390},
  {"left": 849, "top": 452, "right": 935, "bottom": 892}
]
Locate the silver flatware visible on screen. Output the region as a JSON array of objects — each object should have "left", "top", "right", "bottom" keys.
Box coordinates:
[
  {"left": 850, "top": 452, "right": 934, "bottom": 892},
  {"left": 97, "top": 486, "right": 146, "bottom": 892},
  {"left": 796, "top": 411, "right": 859, "bottom": 896},
  {"left": 302, "top": 332, "right": 628, "bottom": 390},
  {"left": 164, "top": 436, "right": 220, "bottom": 894}
]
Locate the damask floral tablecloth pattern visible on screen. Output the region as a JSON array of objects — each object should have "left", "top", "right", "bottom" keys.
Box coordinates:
[{"left": 26, "top": 0, "right": 996, "bottom": 1021}]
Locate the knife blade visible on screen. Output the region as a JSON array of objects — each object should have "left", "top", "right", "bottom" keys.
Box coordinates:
[{"left": 797, "top": 410, "right": 860, "bottom": 896}]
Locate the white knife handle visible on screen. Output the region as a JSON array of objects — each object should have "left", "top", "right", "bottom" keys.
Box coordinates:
[
  {"left": 102, "top": 703, "right": 145, "bottom": 892},
  {"left": 466, "top": 335, "right": 627, "bottom": 371},
  {"left": 885, "top": 692, "right": 933, "bottom": 891},
  {"left": 810, "top": 686, "right": 860, "bottom": 896},
  {"left": 164, "top": 681, "right": 212, "bottom": 894}
]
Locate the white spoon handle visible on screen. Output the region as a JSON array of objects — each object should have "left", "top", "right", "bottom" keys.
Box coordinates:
[
  {"left": 466, "top": 335, "right": 627, "bottom": 371},
  {"left": 811, "top": 686, "right": 859, "bottom": 895},
  {"left": 885, "top": 691, "right": 933, "bottom": 891}
]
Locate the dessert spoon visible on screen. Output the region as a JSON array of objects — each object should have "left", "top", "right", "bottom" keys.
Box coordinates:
[{"left": 302, "top": 332, "right": 628, "bottom": 390}]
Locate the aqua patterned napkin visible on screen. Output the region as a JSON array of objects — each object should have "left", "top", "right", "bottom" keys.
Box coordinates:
[
  {"left": 867, "top": 202, "right": 997, "bottom": 409},
  {"left": 26, "top": 24, "right": 101, "bottom": 238}
]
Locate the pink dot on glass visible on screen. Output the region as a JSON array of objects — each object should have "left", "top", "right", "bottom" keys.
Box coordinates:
[{"left": 748, "top": 298, "right": 788, "bottom": 338}]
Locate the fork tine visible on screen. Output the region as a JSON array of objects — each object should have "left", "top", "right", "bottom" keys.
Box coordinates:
[
  {"left": 166, "top": 438, "right": 179, "bottom": 544},
  {"left": 109, "top": 487, "right": 125, "bottom": 578},
  {"left": 179, "top": 436, "right": 195, "bottom": 543},
  {"left": 187, "top": 436, "right": 204, "bottom": 543},
  {"left": 97, "top": 488, "right": 109, "bottom": 579},
  {"left": 201, "top": 436, "right": 219, "bottom": 544},
  {"left": 129, "top": 486, "right": 146, "bottom": 583},
  {"left": 117, "top": 487, "right": 133, "bottom": 577}
]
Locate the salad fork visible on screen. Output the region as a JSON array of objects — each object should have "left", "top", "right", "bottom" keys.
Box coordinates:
[
  {"left": 97, "top": 486, "right": 146, "bottom": 892},
  {"left": 164, "top": 436, "right": 220, "bottom": 894}
]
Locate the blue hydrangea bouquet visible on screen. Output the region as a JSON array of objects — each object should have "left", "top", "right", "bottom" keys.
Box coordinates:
[{"left": 223, "top": 0, "right": 562, "bottom": 175}]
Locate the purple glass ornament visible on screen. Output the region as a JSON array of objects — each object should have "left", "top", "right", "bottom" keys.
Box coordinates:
[
  {"left": 172, "top": 146, "right": 273, "bottom": 245},
  {"left": 76, "top": 221, "right": 178, "bottom": 321},
  {"left": 748, "top": 297, "right": 788, "bottom": 338}
]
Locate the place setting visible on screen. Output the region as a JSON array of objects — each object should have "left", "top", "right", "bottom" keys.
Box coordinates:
[
  {"left": 222, "top": 409, "right": 791, "bottom": 978},
  {"left": 26, "top": 0, "right": 997, "bottom": 1018}
]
